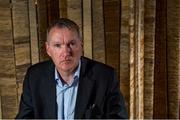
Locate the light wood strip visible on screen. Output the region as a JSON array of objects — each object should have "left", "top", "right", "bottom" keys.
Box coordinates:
[
  {"left": 67, "top": 0, "right": 82, "bottom": 34},
  {"left": 129, "top": 0, "right": 135, "bottom": 118},
  {"left": 135, "top": 0, "right": 144, "bottom": 118},
  {"left": 83, "top": 0, "right": 92, "bottom": 58},
  {"left": 92, "top": 0, "right": 105, "bottom": 63},
  {"left": 29, "top": 0, "right": 39, "bottom": 64},
  {"left": 167, "top": 0, "right": 180, "bottom": 118}
]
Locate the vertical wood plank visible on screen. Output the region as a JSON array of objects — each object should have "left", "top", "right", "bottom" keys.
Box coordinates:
[
  {"left": 11, "top": 0, "right": 31, "bottom": 106},
  {"left": 129, "top": 0, "right": 144, "bottom": 119},
  {"left": 120, "top": 0, "right": 130, "bottom": 115},
  {"left": 92, "top": 0, "right": 105, "bottom": 63},
  {"left": 0, "top": 0, "right": 17, "bottom": 118},
  {"left": 47, "top": 0, "right": 59, "bottom": 24},
  {"left": 29, "top": 0, "right": 39, "bottom": 64},
  {"left": 104, "top": 0, "right": 120, "bottom": 75},
  {"left": 154, "top": 0, "right": 168, "bottom": 118},
  {"left": 1, "top": 86, "right": 18, "bottom": 118},
  {"left": 59, "top": 0, "right": 67, "bottom": 18},
  {"left": 135, "top": 0, "right": 144, "bottom": 118},
  {"left": 0, "top": 95, "right": 2, "bottom": 119},
  {"left": 144, "top": 0, "right": 155, "bottom": 118},
  {"left": 67, "top": 0, "right": 82, "bottom": 34},
  {"left": 167, "top": 0, "right": 180, "bottom": 118},
  {"left": 37, "top": 0, "right": 49, "bottom": 61},
  {"left": 83, "top": 0, "right": 92, "bottom": 58},
  {"left": 129, "top": 0, "right": 135, "bottom": 118}
]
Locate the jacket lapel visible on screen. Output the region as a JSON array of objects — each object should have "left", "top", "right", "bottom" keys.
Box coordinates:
[
  {"left": 74, "top": 57, "right": 95, "bottom": 118},
  {"left": 45, "top": 61, "right": 57, "bottom": 118}
]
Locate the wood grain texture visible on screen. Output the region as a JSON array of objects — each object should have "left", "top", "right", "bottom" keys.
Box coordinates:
[
  {"left": 129, "top": 0, "right": 145, "bottom": 119},
  {"left": 144, "top": 0, "right": 155, "bottom": 118},
  {"left": 29, "top": 0, "right": 39, "bottom": 64},
  {"left": 67, "top": 0, "right": 82, "bottom": 34},
  {"left": 167, "top": 0, "right": 180, "bottom": 118},
  {"left": 1, "top": 86, "right": 18, "bottom": 118},
  {"left": 135, "top": 0, "right": 144, "bottom": 118},
  {"left": 104, "top": 0, "right": 120, "bottom": 75},
  {"left": 129, "top": 0, "right": 136, "bottom": 118},
  {"left": 47, "top": 0, "right": 59, "bottom": 25},
  {"left": 0, "top": 95, "right": 1, "bottom": 119},
  {"left": 92, "top": 0, "right": 105, "bottom": 63},
  {"left": 11, "top": 0, "right": 30, "bottom": 117},
  {"left": 0, "top": 0, "right": 17, "bottom": 118},
  {"left": 83, "top": 0, "right": 92, "bottom": 59},
  {"left": 59, "top": 0, "right": 67, "bottom": 18},
  {"left": 37, "top": 0, "right": 49, "bottom": 61},
  {"left": 154, "top": 0, "right": 168, "bottom": 118},
  {"left": 120, "top": 0, "right": 130, "bottom": 115}
]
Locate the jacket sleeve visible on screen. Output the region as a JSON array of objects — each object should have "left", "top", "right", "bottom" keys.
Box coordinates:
[
  {"left": 105, "top": 70, "right": 128, "bottom": 119},
  {"left": 15, "top": 68, "right": 34, "bottom": 119}
]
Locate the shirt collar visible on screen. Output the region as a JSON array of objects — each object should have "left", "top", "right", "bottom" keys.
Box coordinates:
[{"left": 55, "top": 60, "right": 81, "bottom": 87}]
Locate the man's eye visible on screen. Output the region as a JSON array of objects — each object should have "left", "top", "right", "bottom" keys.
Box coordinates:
[
  {"left": 69, "top": 42, "right": 76, "bottom": 47},
  {"left": 54, "top": 44, "right": 61, "bottom": 47}
]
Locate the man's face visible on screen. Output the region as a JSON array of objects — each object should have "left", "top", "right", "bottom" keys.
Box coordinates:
[{"left": 46, "top": 27, "right": 83, "bottom": 74}]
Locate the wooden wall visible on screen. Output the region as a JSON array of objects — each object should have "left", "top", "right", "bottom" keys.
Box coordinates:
[{"left": 0, "top": 0, "right": 179, "bottom": 119}]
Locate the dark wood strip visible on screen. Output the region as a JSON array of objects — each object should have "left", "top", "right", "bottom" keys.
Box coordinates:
[
  {"left": 47, "top": 0, "right": 59, "bottom": 24},
  {"left": 59, "top": 0, "right": 67, "bottom": 18},
  {"left": 153, "top": 0, "right": 168, "bottom": 118},
  {"left": 104, "top": 0, "right": 120, "bottom": 77},
  {"left": 37, "top": 0, "right": 49, "bottom": 61}
]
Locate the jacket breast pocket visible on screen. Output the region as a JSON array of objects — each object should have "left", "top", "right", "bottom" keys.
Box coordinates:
[{"left": 84, "top": 104, "right": 102, "bottom": 119}]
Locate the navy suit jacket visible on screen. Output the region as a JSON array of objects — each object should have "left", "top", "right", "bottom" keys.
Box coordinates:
[{"left": 16, "top": 57, "right": 128, "bottom": 119}]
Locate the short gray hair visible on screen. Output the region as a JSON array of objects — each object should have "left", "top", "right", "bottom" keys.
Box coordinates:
[{"left": 47, "top": 18, "right": 81, "bottom": 41}]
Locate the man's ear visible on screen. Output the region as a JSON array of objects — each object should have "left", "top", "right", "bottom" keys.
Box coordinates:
[{"left": 45, "top": 41, "right": 51, "bottom": 57}]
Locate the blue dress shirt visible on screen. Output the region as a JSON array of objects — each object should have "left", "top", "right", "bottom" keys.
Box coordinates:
[{"left": 55, "top": 61, "right": 81, "bottom": 119}]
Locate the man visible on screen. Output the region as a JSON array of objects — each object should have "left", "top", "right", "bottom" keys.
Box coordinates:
[{"left": 16, "top": 18, "right": 128, "bottom": 119}]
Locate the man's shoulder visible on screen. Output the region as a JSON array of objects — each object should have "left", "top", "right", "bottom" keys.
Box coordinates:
[
  {"left": 81, "top": 57, "right": 114, "bottom": 72},
  {"left": 28, "top": 60, "right": 54, "bottom": 73}
]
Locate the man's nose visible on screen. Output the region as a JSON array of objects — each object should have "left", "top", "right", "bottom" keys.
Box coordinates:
[{"left": 62, "top": 45, "right": 71, "bottom": 55}]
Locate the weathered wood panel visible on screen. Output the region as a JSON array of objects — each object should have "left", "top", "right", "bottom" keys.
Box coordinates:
[
  {"left": 144, "top": 0, "right": 155, "bottom": 118},
  {"left": 37, "top": 0, "right": 49, "bottom": 61},
  {"left": 67, "top": 0, "right": 82, "bottom": 34},
  {"left": 1, "top": 86, "right": 18, "bottom": 118},
  {"left": 104, "top": 0, "right": 120, "bottom": 75},
  {"left": 59, "top": 0, "right": 67, "bottom": 18},
  {"left": 167, "top": 0, "right": 180, "bottom": 118},
  {"left": 29, "top": 0, "right": 39, "bottom": 64},
  {"left": 11, "top": 0, "right": 31, "bottom": 106},
  {"left": 92, "top": 0, "right": 105, "bottom": 63},
  {"left": 83, "top": 0, "right": 92, "bottom": 58},
  {"left": 129, "top": 0, "right": 136, "bottom": 118},
  {"left": 0, "top": 0, "right": 17, "bottom": 118},
  {"left": 0, "top": 95, "right": 1, "bottom": 118},
  {"left": 154, "top": 0, "right": 168, "bottom": 118},
  {"left": 120, "top": 0, "right": 130, "bottom": 114},
  {"left": 47, "top": 0, "right": 59, "bottom": 25},
  {"left": 129, "top": 0, "right": 145, "bottom": 118}
]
